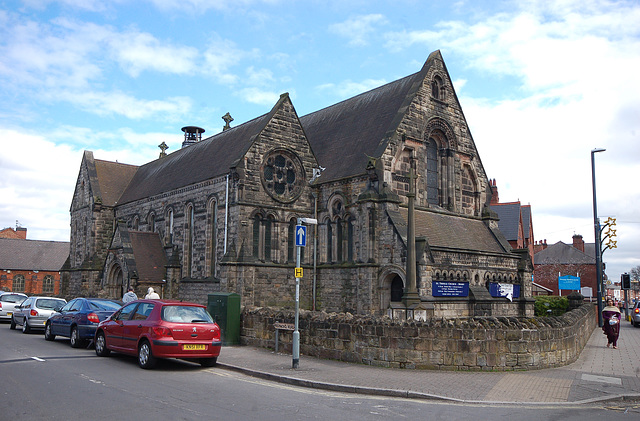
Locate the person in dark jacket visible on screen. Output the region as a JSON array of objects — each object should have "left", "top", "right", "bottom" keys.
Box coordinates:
[{"left": 602, "top": 298, "right": 621, "bottom": 349}]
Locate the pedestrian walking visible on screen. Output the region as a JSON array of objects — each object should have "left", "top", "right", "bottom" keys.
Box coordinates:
[
  {"left": 122, "top": 287, "right": 138, "bottom": 303},
  {"left": 602, "top": 298, "right": 621, "bottom": 349}
]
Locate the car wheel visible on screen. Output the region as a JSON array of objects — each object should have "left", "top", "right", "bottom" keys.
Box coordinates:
[
  {"left": 200, "top": 357, "right": 217, "bottom": 367},
  {"left": 22, "top": 319, "right": 31, "bottom": 334},
  {"left": 95, "top": 331, "right": 111, "bottom": 357},
  {"left": 70, "top": 326, "right": 86, "bottom": 348},
  {"left": 138, "top": 340, "right": 156, "bottom": 369},
  {"left": 10, "top": 317, "right": 16, "bottom": 330},
  {"left": 44, "top": 322, "right": 56, "bottom": 341}
]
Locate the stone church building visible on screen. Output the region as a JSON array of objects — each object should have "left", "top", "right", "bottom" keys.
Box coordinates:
[{"left": 62, "top": 51, "right": 534, "bottom": 318}]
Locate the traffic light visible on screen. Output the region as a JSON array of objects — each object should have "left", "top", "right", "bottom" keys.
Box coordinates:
[{"left": 622, "top": 273, "right": 631, "bottom": 290}]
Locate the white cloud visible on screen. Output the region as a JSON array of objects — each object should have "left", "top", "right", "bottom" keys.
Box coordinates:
[
  {"left": 238, "top": 87, "right": 280, "bottom": 106},
  {"left": 108, "top": 31, "right": 200, "bottom": 77},
  {"left": 329, "top": 14, "right": 388, "bottom": 47}
]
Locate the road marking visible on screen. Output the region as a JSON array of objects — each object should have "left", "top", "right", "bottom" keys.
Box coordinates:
[
  {"left": 31, "top": 356, "right": 45, "bottom": 362},
  {"left": 581, "top": 374, "right": 622, "bottom": 385}
]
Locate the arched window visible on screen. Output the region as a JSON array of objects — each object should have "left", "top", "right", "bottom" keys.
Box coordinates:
[
  {"left": 184, "top": 204, "right": 194, "bottom": 277},
  {"left": 264, "top": 215, "right": 273, "bottom": 262},
  {"left": 253, "top": 214, "right": 261, "bottom": 258},
  {"left": 148, "top": 212, "right": 156, "bottom": 232},
  {"left": 431, "top": 75, "right": 445, "bottom": 100},
  {"left": 336, "top": 217, "right": 343, "bottom": 263},
  {"left": 288, "top": 219, "right": 296, "bottom": 262},
  {"left": 426, "top": 139, "right": 439, "bottom": 205},
  {"left": 132, "top": 215, "right": 139, "bottom": 230},
  {"left": 207, "top": 200, "right": 217, "bottom": 277},
  {"left": 166, "top": 208, "right": 174, "bottom": 244},
  {"left": 13, "top": 275, "right": 25, "bottom": 292},
  {"left": 43, "top": 275, "right": 54, "bottom": 293},
  {"left": 390, "top": 276, "right": 404, "bottom": 302},
  {"left": 327, "top": 219, "right": 333, "bottom": 263},
  {"left": 347, "top": 216, "right": 354, "bottom": 262}
]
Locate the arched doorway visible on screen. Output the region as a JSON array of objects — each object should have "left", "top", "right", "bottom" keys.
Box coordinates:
[
  {"left": 105, "top": 263, "right": 124, "bottom": 298},
  {"left": 390, "top": 275, "right": 404, "bottom": 302}
]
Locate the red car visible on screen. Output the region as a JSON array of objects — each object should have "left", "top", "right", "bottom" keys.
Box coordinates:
[{"left": 94, "top": 299, "right": 221, "bottom": 369}]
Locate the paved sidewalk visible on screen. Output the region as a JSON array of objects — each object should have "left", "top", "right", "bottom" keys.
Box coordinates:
[{"left": 217, "top": 320, "right": 640, "bottom": 404}]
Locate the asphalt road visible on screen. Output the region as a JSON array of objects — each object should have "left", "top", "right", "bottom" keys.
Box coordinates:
[{"left": 0, "top": 322, "right": 636, "bottom": 420}]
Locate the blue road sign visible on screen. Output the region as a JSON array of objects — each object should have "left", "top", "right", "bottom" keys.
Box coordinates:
[{"left": 295, "top": 225, "right": 306, "bottom": 247}]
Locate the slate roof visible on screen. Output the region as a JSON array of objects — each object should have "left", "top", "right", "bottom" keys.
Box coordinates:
[
  {"left": 0, "top": 238, "right": 69, "bottom": 271},
  {"left": 117, "top": 107, "right": 274, "bottom": 205},
  {"left": 396, "top": 208, "right": 507, "bottom": 253},
  {"left": 129, "top": 232, "right": 167, "bottom": 282},
  {"left": 534, "top": 241, "right": 595, "bottom": 265},
  {"left": 489, "top": 202, "right": 521, "bottom": 242},
  {"left": 94, "top": 159, "right": 138, "bottom": 206},
  {"left": 300, "top": 70, "right": 425, "bottom": 182}
]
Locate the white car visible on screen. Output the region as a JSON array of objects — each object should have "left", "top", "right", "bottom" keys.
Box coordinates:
[
  {"left": 11, "top": 296, "right": 67, "bottom": 333},
  {"left": 0, "top": 292, "right": 28, "bottom": 321}
]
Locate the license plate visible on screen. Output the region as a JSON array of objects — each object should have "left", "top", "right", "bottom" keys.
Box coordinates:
[
  {"left": 7, "top": 312, "right": 11, "bottom": 317},
  {"left": 183, "top": 344, "right": 206, "bottom": 351}
]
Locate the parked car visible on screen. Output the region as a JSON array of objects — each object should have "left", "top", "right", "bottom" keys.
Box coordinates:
[
  {"left": 0, "top": 292, "right": 28, "bottom": 321},
  {"left": 95, "top": 299, "right": 222, "bottom": 369},
  {"left": 11, "top": 296, "right": 67, "bottom": 333},
  {"left": 631, "top": 301, "right": 640, "bottom": 327},
  {"left": 44, "top": 298, "right": 122, "bottom": 348}
]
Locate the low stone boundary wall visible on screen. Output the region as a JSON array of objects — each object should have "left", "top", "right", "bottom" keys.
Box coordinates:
[{"left": 240, "top": 303, "right": 596, "bottom": 370}]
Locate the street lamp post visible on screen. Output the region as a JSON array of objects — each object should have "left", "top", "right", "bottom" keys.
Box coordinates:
[{"left": 591, "top": 148, "right": 606, "bottom": 327}]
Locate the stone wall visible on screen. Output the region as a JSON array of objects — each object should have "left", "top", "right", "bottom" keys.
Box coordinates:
[{"left": 240, "top": 303, "right": 596, "bottom": 370}]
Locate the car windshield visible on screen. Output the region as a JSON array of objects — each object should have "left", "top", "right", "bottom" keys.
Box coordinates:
[
  {"left": 1, "top": 294, "right": 25, "bottom": 303},
  {"left": 161, "top": 306, "right": 213, "bottom": 323},
  {"left": 88, "top": 300, "right": 122, "bottom": 311},
  {"left": 36, "top": 298, "right": 66, "bottom": 310}
]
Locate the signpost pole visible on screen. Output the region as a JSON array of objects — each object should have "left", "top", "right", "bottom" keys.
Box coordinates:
[{"left": 292, "top": 217, "right": 316, "bottom": 369}]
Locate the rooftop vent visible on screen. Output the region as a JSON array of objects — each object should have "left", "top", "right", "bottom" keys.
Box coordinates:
[{"left": 181, "top": 126, "right": 205, "bottom": 148}]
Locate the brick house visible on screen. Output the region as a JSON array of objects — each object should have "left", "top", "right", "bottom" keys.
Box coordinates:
[
  {"left": 489, "top": 179, "right": 535, "bottom": 264},
  {"left": 62, "top": 50, "right": 534, "bottom": 318},
  {"left": 533, "top": 234, "right": 597, "bottom": 297},
  {"left": 0, "top": 228, "right": 69, "bottom": 295}
]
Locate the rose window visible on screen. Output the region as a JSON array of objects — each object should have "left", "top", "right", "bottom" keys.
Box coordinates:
[{"left": 261, "top": 150, "right": 304, "bottom": 202}]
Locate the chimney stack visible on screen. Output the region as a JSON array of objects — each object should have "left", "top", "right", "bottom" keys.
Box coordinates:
[
  {"left": 490, "top": 178, "right": 499, "bottom": 205},
  {"left": 572, "top": 234, "right": 585, "bottom": 252}
]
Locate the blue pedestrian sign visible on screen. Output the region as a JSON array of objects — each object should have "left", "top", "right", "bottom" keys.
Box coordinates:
[{"left": 295, "top": 225, "right": 306, "bottom": 247}]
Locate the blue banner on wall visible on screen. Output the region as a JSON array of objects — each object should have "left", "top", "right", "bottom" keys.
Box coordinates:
[
  {"left": 432, "top": 281, "right": 469, "bottom": 297},
  {"left": 558, "top": 275, "right": 580, "bottom": 290},
  {"left": 489, "top": 283, "right": 521, "bottom": 300}
]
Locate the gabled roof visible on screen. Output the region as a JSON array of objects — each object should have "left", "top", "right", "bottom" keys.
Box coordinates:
[
  {"left": 129, "top": 232, "right": 167, "bottom": 282},
  {"left": 301, "top": 53, "right": 444, "bottom": 182},
  {"left": 94, "top": 159, "right": 138, "bottom": 206},
  {"left": 534, "top": 241, "right": 595, "bottom": 265},
  {"left": 394, "top": 208, "right": 508, "bottom": 253},
  {"left": 0, "top": 238, "right": 69, "bottom": 271},
  {"left": 117, "top": 95, "right": 291, "bottom": 205}
]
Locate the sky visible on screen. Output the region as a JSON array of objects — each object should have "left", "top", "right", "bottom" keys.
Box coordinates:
[{"left": 1, "top": 0, "right": 639, "bottom": 283}]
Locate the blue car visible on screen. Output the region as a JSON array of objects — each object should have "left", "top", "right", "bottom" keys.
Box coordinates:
[{"left": 44, "top": 298, "right": 122, "bottom": 348}]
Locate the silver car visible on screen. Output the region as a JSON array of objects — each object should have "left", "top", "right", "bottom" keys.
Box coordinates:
[
  {"left": 0, "top": 292, "right": 28, "bottom": 321},
  {"left": 11, "top": 296, "right": 67, "bottom": 333},
  {"left": 631, "top": 301, "right": 640, "bottom": 327}
]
